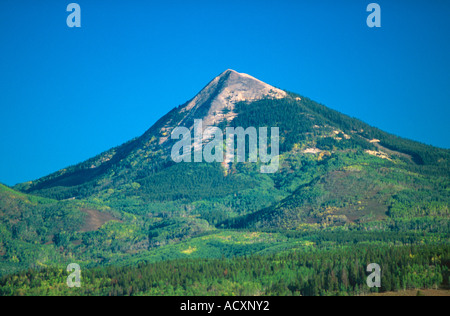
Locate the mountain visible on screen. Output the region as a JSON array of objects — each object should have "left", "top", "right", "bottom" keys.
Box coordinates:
[
  {"left": 2, "top": 70, "right": 449, "bottom": 289},
  {"left": 14, "top": 69, "right": 449, "bottom": 221},
  {"left": 14, "top": 70, "right": 286, "bottom": 199}
]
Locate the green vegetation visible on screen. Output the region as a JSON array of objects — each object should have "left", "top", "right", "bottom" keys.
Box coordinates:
[
  {"left": 1, "top": 92, "right": 449, "bottom": 296},
  {"left": 1, "top": 243, "right": 448, "bottom": 296}
]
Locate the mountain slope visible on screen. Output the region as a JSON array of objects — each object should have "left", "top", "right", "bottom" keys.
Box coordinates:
[
  {"left": 0, "top": 183, "right": 83, "bottom": 275},
  {"left": 4, "top": 70, "right": 447, "bottom": 244},
  {"left": 13, "top": 71, "right": 450, "bottom": 228},
  {"left": 1, "top": 69, "right": 449, "bottom": 283},
  {"left": 17, "top": 70, "right": 449, "bottom": 201},
  {"left": 14, "top": 70, "right": 286, "bottom": 199}
]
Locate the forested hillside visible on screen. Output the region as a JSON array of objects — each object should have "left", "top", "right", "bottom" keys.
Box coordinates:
[
  {"left": 1, "top": 243, "right": 448, "bottom": 296},
  {"left": 1, "top": 71, "right": 449, "bottom": 295}
]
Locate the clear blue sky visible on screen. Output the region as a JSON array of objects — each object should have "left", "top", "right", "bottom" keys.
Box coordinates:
[{"left": 0, "top": 0, "right": 449, "bottom": 186}]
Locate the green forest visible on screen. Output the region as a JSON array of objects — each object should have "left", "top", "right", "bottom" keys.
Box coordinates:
[
  {"left": 1, "top": 92, "right": 449, "bottom": 296},
  {"left": 1, "top": 243, "right": 448, "bottom": 296}
]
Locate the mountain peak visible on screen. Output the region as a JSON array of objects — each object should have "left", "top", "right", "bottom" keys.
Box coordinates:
[
  {"left": 177, "top": 70, "right": 287, "bottom": 129},
  {"left": 217, "top": 69, "right": 278, "bottom": 89},
  {"left": 220, "top": 69, "right": 238, "bottom": 75}
]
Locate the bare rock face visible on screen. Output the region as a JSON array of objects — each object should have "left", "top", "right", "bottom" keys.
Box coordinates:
[
  {"left": 179, "top": 69, "right": 286, "bottom": 128},
  {"left": 157, "top": 69, "right": 287, "bottom": 145}
]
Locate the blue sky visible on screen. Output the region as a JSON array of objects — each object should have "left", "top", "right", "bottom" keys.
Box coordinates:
[{"left": 0, "top": 0, "right": 449, "bottom": 186}]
